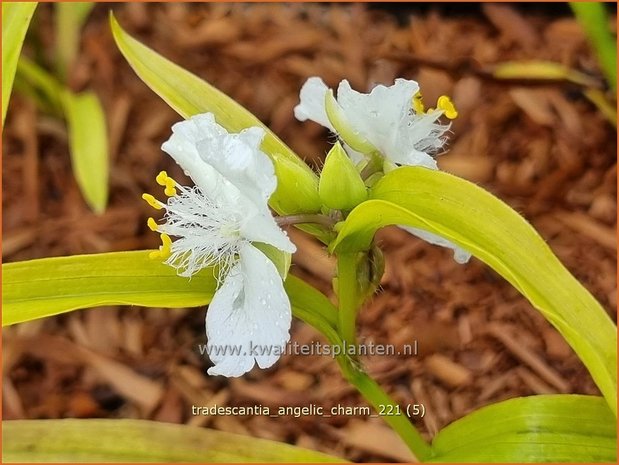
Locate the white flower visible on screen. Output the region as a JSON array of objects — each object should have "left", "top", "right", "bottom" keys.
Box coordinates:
[
  {"left": 143, "top": 113, "right": 296, "bottom": 377},
  {"left": 294, "top": 77, "right": 457, "bottom": 169},
  {"left": 294, "top": 77, "right": 471, "bottom": 264}
]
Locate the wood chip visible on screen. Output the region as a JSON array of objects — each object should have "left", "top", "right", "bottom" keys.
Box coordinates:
[
  {"left": 425, "top": 354, "right": 473, "bottom": 388},
  {"left": 339, "top": 420, "right": 416, "bottom": 462},
  {"left": 487, "top": 324, "right": 570, "bottom": 393},
  {"left": 554, "top": 211, "right": 617, "bottom": 251}
]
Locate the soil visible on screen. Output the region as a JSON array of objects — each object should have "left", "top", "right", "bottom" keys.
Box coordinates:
[{"left": 2, "top": 3, "right": 616, "bottom": 462}]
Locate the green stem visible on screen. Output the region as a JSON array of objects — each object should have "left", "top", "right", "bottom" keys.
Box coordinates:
[
  {"left": 338, "top": 357, "right": 433, "bottom": 461},
  {"left": 360, "top": 151, "right": 383, "bottom": 181},
  {"left": 336, "top": 252, "right": 360, "bottom": 346},
  {"left": 293, "top": 303, "right": 432, "bottom": 461},
  {"left": 275, "top": 213, "right": 336, "bottom": 228}
]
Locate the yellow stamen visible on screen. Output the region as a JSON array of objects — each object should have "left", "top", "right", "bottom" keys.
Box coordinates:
[
  {"left": 436, "top": 95, "right": 458, "bottom": 119},
  {"left": 149, "top": 233, "right": 172, "bottom": 260},
  {"left": 155, "top": 171, "right": 169, "bottom": 186},
  {"left": 412, "top": 90, "right": 425, "bottom": 114},
  {"left": 164, "top": 183, "right": 177, "bottom": 197},
  {"left": 156, "top": 170, "right": 177, "bottom": 197},
  {"left": 159, "top": 233, "right": 172, "bottom": 259},
  {"left": 142, "top": 193, "right": 163, "bottom": 210},
  {"left": 147, "top": 217, "right": 158, "bottom": 231}
]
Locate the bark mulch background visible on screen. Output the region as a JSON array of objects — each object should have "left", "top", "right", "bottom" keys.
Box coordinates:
[{"left": 3, "top": 3, "right": 616, "bottom": 462}]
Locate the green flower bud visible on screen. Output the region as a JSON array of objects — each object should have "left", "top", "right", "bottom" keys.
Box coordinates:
[
  {"left": 319, "top": 142, "right": 367, "bottom": 211},
  {"left": 269, "top": 152, "right": 322, "bottom": 214}
]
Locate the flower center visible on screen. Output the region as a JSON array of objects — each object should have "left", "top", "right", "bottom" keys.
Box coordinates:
[
  {"left": 411, "top": 90, "right": 458, "bottom": 120},
  {"left": 142, "top": 171, "right": 246, "bottom": 278}
]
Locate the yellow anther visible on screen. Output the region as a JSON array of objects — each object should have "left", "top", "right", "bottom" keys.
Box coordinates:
[
  {"left": 412, "top": 90, "right": 425, "bottom": 114},
  {"left": 156, "top": 171, "right": 169, "bottom": 186},
  {"left": 147, "top": 217, "right": 158, "bottom": 231},
  {"left": 156, "top": 170, "right": 177, "bottom": 196},
  {"left": 142, "top": 193, "right": 163, "bottom": 210},
  {"left": 164, "top": 183, "right": 177, "bottom": 197},
  {"left": 436, "top": 95, "right": 458, "bottom": 119}
]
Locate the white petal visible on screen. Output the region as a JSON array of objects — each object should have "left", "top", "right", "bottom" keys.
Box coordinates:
[
  {"left": 388, "top": 148, "right": 438, "bottom": 170},
  {"left": 161, "top": 114, "right": 223, "bottom": 197},
  {"left": 293, "top": 77, "right": 335, "bottom": 131},
  {"left": 196, "top": 125, "right": 277, "bottom": 208},
  {"left": 336, "top": 79, "right": 419, "bottom": 155},
  {"left": 400, "top": 226, "right": 471, "bottom": 264},
  {"left": 205, "top": 244, "right": 291, "bottom": 377},
  {"left": 241, "top": 209, "right": 296, "bottom": 253}
]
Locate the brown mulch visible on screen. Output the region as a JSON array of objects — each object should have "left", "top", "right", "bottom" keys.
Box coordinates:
[{"left": 2, "top": 3, "right": 616, "bottom": 462}]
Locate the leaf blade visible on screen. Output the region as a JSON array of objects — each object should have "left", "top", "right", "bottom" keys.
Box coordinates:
[
  {"left": 332, "top": 167, "right": 617, "bottom": 415},
  {"left": 2, "top": 1, "right": 37, "bottom": 125},
  {"left": 3, "top": 419, "right": 345, "bottom": 462},
  {"left": 2, "top": 250, "right": 338, "bottom": 330},
  {"left": 2, "top": 251, "right": 217, "bottom": 326},
  {"left": 55, "top": 2, "right": 94, "bottom": 80},
  {"left": 61, "top": 90, "right": 109, "bottom": 213},
  {"left": 570, "top": 2, "right": 617, "bottom": 91},
  {"left": 108, "top": 12, "right": 321, "bottom": 215},
  {"left": 428, "top": 395, "right": 616, "bottom": 463}
]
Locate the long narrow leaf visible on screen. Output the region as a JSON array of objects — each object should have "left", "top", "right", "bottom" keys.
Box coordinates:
[
  {"left": 429, "top": 395, "right": 616, "bottom": 462},
  {"left": 3, "top": 419, "right": 344, "bottom": 462},
  {"left": 16, "top": 56, "right": 63, "bottom": 113},
  {"left": 570, "top": 2, "right": 617, "bottom": 91},
  {"left": 61, "top": 90, "right": 109, "bottom": 213},
  {"left": 2, "top": 250, "right": 338, "bottom": 330},
  {"left": 332, "top": 167, "right": 617, "bottom": 415},
  {"left": 2, "top": 2, "right": 37, "bottom": 125},
  {"left": 2, "top": 251, "right": 216, "bottom": 326},
  {"left": 108, "top": 13, "right": 321, "bottom": 215},
  {"left": 492, "top": 60, "right": 601, "bottom": 88},
  {"left": 55, "top": 2, "right": 94, "bottom": 81}
]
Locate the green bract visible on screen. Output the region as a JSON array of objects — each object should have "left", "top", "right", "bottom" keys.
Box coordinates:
[{"left": 319, "top": 142, "right": 367, "bottom": 210}]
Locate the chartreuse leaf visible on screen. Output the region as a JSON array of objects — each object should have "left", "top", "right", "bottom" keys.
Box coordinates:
[
  {"left": 61, "top": 90, "right": 109, "bottom": 213},
  {"left": 16, "top": 56, "right": 63, "bottom": 114},
  {"left": 2, "top": 2, "right": 37, "bottom": 126},
  {"left": 2, "top": 251, "right": 216, "bottom": 326},
  {"left": 2, "top": 419, "right": 344, "bottom": 463},
  {"left": 332, "top": 167, "right": 617, "bottom": 415},
  {"left": 109, "top": 12, "right": 321, "bottom": 215},
  {"left": 2, "top": 251, "right": 337, "bottom": 330},
  {"left": 428, "top": 395, "right": 616, "bottom": 463},
  {"left": 570, "top": 2, "right": 617, "bottom": 91},
  {"left": 16, "top": 58, "right": 109, "bottom": 213},
  {"left": 492, "top": 60, "right": 601, "bottom": 88},
  {"left": 55, "top": 2, "right": 94, "bottom": 81}
]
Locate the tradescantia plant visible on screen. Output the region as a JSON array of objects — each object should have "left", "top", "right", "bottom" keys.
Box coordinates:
[{"left": 2, "top": 12, "right": 617, "bottom": 463}]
